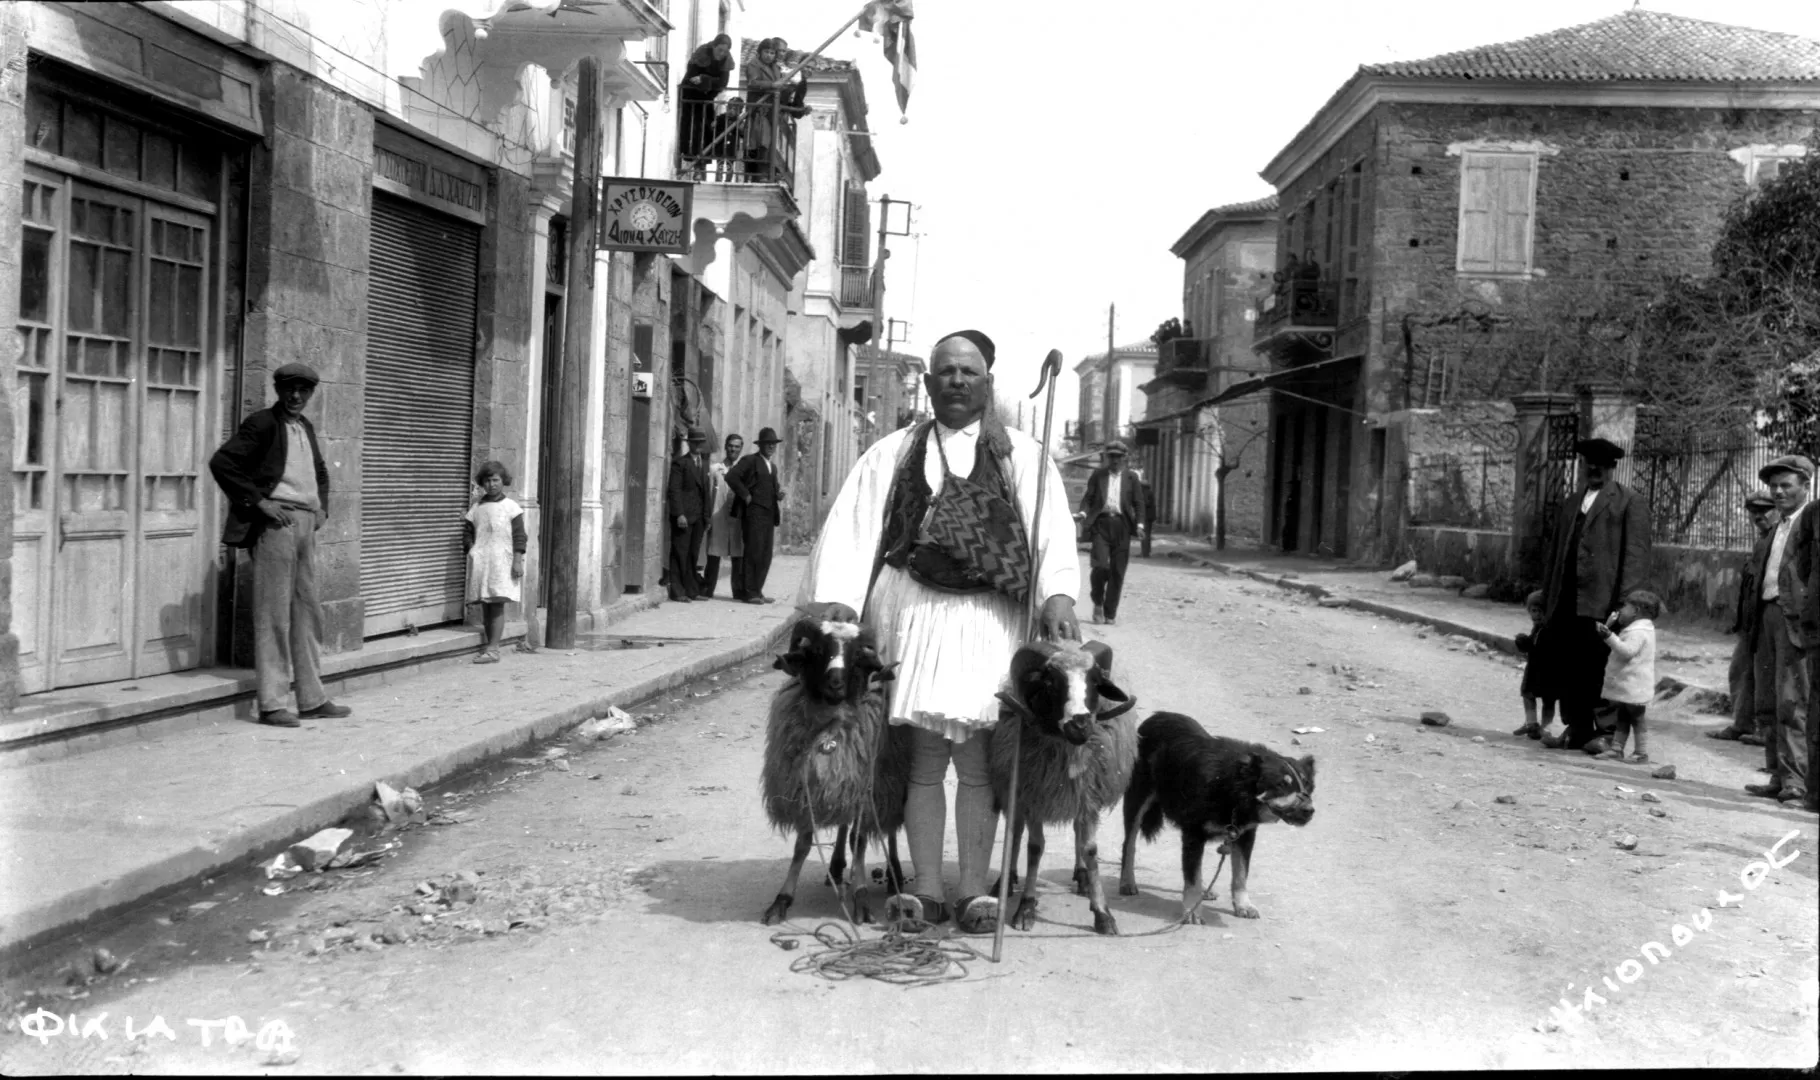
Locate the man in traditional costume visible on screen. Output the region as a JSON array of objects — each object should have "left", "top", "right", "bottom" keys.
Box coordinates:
[{"left": 794, "top": 330, "right": 1081, "bottom": 934}]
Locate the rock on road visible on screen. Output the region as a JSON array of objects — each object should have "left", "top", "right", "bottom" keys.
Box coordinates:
[{"left": 3, "top": 556, "right": 1815, "bottom": 1074}]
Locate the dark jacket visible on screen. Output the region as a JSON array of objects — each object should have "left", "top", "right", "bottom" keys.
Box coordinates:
[
  {"left": 208, "top": 406, "right": 329, "bottom": 548},
  {"left": 1755, "top": 501, "right": 1818, "bottom": 650},
  {"left": 666, "top": 451, "right": 711, "bottom": 524},
  {"left": 1541, "top": 480, "right": 1651, "bottom": 623},
  {"left": 680, "top": 44, "right": 733, "bottom": 100},
  {"left": 1080, "top": 466, "right": 1144, "bottom": 531},
  {"left": 1733, "top": 524, "right": 1777, "bottom": 635},
  {"left": 726, "top": 452, "right": 782, "bottom": 524}
]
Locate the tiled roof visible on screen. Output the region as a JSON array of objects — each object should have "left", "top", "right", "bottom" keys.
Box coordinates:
[
  {"left": 1208, "top": 194, "right": 1279, "bottom": 216},
  {"left": 1363, "top": 9, "right": 1820, "bottom": 83},
  {"left": 738, "top": 39, "right": 856, "bottom": 74}
]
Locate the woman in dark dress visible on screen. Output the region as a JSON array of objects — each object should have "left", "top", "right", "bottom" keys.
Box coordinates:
[{"left": 678, "top": 34, "right": 734, "bottom": 163}]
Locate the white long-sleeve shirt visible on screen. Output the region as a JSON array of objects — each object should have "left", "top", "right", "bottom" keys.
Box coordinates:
[
  {"left": 1601, "top": 618, "right": 1656, "bottom": 705},
  {"left": 796, "top": 420, "right": 1080, "bottom": 615}
]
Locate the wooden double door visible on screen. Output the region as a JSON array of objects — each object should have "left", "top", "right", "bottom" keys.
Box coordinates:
[{"left": 12, "top": 166, "right": 214, "bottom": 692}]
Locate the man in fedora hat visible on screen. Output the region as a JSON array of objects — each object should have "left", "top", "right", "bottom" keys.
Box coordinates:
[
  {"left": 727, "top": 426, "right": 785, "bottom": 603},
  {"left": 209, "top": 362, "right": 353, "bottom": 727},
  {"left": 1539, "top": 436, "right": 1651, "bottom": 753},
  {"left": 1710, "top": 489, "right": 1780, "bottom": 747},
  {"left": 1077, "top": 439, "right": 1145, "bottom": 625},
  {"left": 1743, "top": 454, "right": 1815, "bottom": 805},
  {"left": 665, "top": 426, "right": 713, "bottom": 602}
]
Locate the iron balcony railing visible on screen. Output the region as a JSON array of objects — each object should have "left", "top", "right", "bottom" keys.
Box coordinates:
[
  {"left": 839, "top": 264, "right": 873, "bottom": 308},
  {"left": 675, "top": 86, "right": 797, "bottom": 191},
  {"left": 1254, "top": 277, "right": 1338, "bottom": 337}
]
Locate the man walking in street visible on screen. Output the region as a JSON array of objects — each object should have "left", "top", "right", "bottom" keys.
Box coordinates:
[
  {"left": 794, "top": 328, "right": 1081, "bottom": 934},
  {"left": 1709, "top": 489, "right": 1779, "bottom": 747},
  {"left": 1744, "top": 455, "right": 1814, "bottom": 806},
  {"left": 701, "top": 433, "right": 744, "bottom": 599},
  {"left": 1078, "top": 440, "right": 1144, "bottom": 625},
  {"left": 665, "top": 427, "right": 712, "bottom": 602},
  {"left": 1539, "top": 437, "right": 1652, "bottom": 753},
  {"left": 727, "top": 426, "right": 784, "bottom": 604},
  {"left": 209, "top": 363, "right": 353, "bottom": 728}
]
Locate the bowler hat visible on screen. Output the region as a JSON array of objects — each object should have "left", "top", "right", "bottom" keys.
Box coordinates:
[
  {"left": 685, "top": 426, "right": 709, "bottom": 443},
  {"left": 1574, "top": 437, "right": 1625, "bottom": 466},
  {"left": 1102, "top": 439, "right": 1129, "bottom": 456},
  {"left": 1744, "top": 488, "right": 1777, "bottom": 510},
  {"left": 273, "top": 362, "right": 319, "bottom": 387},
  {"left": 755, "top": 427, "right": 782, "bottom": 445},
  {"left": 1758, "top": 454, "right": 1814, "bottom": 483}
]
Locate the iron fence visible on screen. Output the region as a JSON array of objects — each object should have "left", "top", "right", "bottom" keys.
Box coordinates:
[
  {"left": 1626, "top": 428, "right": 1789, "bottom": 550},
  {"left": 1408, "top": 448, "right": 1516, "bottom": 530}
]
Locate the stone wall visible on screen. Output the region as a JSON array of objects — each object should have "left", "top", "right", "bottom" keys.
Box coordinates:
[
  {"left": 1400, "top": 526, "right": 1519, "bottom": 596},
  {"left": 0, "top": 5, "right": 24, "bottom": 708},
  {"left": 237, "top": 64, "right": 375, "bottom": 659}
]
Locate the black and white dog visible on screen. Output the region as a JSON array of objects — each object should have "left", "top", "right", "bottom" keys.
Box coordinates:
[{"left": 1118, "top": 712, "right": 1314, "bottom": 921}]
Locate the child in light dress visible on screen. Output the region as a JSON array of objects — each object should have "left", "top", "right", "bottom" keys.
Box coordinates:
[
  {"left": 464, "top": 461, "right": 526, "bottom": 664},
  {"left": 1593, "top": 589, "right": 1660, "bottom": 763}
]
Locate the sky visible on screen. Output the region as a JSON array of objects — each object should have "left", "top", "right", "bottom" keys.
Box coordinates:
[{"left": 743, "top": 0, "right": 1820, "bottom": 434}]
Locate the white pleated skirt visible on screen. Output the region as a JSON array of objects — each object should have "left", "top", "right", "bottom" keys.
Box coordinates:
[{"left": 867, "top": 564, "right": 1026, "bottom": 744}]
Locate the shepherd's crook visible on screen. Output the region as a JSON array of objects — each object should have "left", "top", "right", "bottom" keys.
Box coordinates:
[{"left": 993, "top": 348, "right": 1065, "bottom": 964}]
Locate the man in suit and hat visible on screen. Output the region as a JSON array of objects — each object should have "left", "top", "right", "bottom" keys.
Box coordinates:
[
  {"left": 208, "top": 363, "right": 354, "bottom": 727},
  {"left": 1710, "top": 489, "right": 1780, "bottom": 746},
  {"left": 1077, "top": 439, "right": 1145, "bottom": 625},
  {"left": 1539, "top": 436, "right": 1652, "bottom": 752},
  {"left": 665, "top": 427, "right": 712, "bottom": 602},
  {"left": 727, "top": 426, "right": 785, "bottom": 603},
  {"left": 1744, "top": 455, "right": 1815, "bottom": 805}
]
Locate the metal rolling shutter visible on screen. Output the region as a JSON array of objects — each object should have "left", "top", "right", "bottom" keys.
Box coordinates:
[{"left": 360, "top": 193, "right": 479, "bottom": 635}]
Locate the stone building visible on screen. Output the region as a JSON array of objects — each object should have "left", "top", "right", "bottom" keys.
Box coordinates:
[
  {"left": 1250, "top": 8, "right": 1820, "bottom": 563},
  {"left": 1138, "top": 196, "right": 1276, "bottom": 542},
  {"left": 0, "top": 0, "right": 867, "bottom": 714}
]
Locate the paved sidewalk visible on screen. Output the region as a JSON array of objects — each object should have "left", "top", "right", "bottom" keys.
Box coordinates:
[
  {"left": 0, "top": 559, "right": 806, "bottom": 963},
  {"left": 1147, "top": 536, "right": 1737, "bottom": 702}
]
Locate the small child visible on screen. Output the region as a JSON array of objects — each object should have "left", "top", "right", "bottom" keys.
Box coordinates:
[
  {"left": 1513, "top": 589, "right": 1558, "bottom": 740},
  {"left": 1593, "top": 589, "right": 1661, "bottom": 763},
  {"left": 464, "top": 461, "right": 526, "bottom": 664}
]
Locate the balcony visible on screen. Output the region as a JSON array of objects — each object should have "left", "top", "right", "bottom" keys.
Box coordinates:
[
  {"left": 676, "top": 87, "right": 797, "bottom": 194},
  {"left": 1151, "top": 337, "right": 1214, "bottom": 390},
  {"left": 839, "top": 264, "right": 873, "bottom": 309},
  {"left": 1253, "top": 275, "right": 1337, "bottom": 358}
]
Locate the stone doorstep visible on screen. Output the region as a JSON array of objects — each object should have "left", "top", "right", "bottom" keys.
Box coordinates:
[
  {"left": 0, "top": 593, "right": 660, "bottom": 761},
  {"left": 1163, "top": 549, "right": 1724, "bottom": 703},
  {"left": 0, "top": 616, "right": 795, "bottom": 965}
]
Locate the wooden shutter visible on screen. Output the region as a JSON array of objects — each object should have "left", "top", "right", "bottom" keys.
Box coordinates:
[
  {"left": 841, "top": 187, "right": 870, "bottom": 267},
  {"left": 360, "top": 193, "right": 480, "bottom": 635},
  {"left": 1459, "top": 151, "right": 1535, "bottom": 275}
]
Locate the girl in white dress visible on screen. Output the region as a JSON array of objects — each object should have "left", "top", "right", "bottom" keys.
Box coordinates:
[{"left": 464, "top": 461, "right": 526, "bottom": 663}]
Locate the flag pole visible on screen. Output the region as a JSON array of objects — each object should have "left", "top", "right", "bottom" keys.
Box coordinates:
[{"left": 777, "top": 3, "right": 874, "bottom": 82}]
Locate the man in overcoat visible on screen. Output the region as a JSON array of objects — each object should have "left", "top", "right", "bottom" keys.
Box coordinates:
[
  {"left": 727, "top": 426, "right": 784, "bottom": 604},
  {"left": 1709, "top": 490, "right": 1779, "bottom": 746},
  {"left": 1744, "top": 455, "right": 1815, "bottom": 806},
  {"left": 208, "top": 363, "right": 354, "bottom": 727},
  {"left": 665, "top": 427, "right": 712, "bottom": 602},
  {"left": 1077, "top": 440, "right": 1145, "bottom": 625},
  {"left": 1538, "top": 437, "right": 1652, "bottom": 752}
]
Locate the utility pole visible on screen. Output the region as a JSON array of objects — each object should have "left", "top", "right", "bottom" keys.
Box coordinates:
[
  {"left": 1105, "top": 302, "right": 1116, "bottom": 447},
  {"left": 545, "top": 56, "right": 602, "bottom": 650}
]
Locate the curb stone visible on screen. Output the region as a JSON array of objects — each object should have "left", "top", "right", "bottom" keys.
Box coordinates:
[
  {"left": 1164, "top": 550, "right": 1723, "bottom": 705},
  {"left": 0, "top": 619, "right": 793, "bottom": 966}
]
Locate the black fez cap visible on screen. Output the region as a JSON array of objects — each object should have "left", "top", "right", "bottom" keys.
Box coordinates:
[
  {"left": 1575, "top": 437, "right": 1625, "bottom": 466},
  {"left": 934, "top": 329, "right": 996, "bottom": 368}
]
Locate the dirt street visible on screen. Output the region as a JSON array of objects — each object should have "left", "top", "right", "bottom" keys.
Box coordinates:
[{"left": 3, "top": 557, "right": 1816, "bottom": 1073}]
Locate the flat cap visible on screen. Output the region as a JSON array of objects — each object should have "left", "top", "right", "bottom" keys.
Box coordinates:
[
  {"left": 1102, "top": 439, "right": 1129, "bottom": 456},
  {"left": 1575, "top": 437, "right": 1625, "bottom": 466},
  {"left": 272, "top": 362, "right": 319, "bottom": 387},
  {"left": 1758, "top": 454, "right": 1814, "bottom": 483},
  {"left": 1744, "top": 488, "right": 1777, "bottom": 510}
]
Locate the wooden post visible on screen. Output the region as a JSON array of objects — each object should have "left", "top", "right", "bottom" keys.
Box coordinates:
[{"left": 545, "top": 57, "right": 603, "bottom": 649}]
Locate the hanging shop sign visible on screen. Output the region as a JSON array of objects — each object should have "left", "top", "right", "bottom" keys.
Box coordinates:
[{"left": 599, "top": 178, "right": 694, "bottom": 254}]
